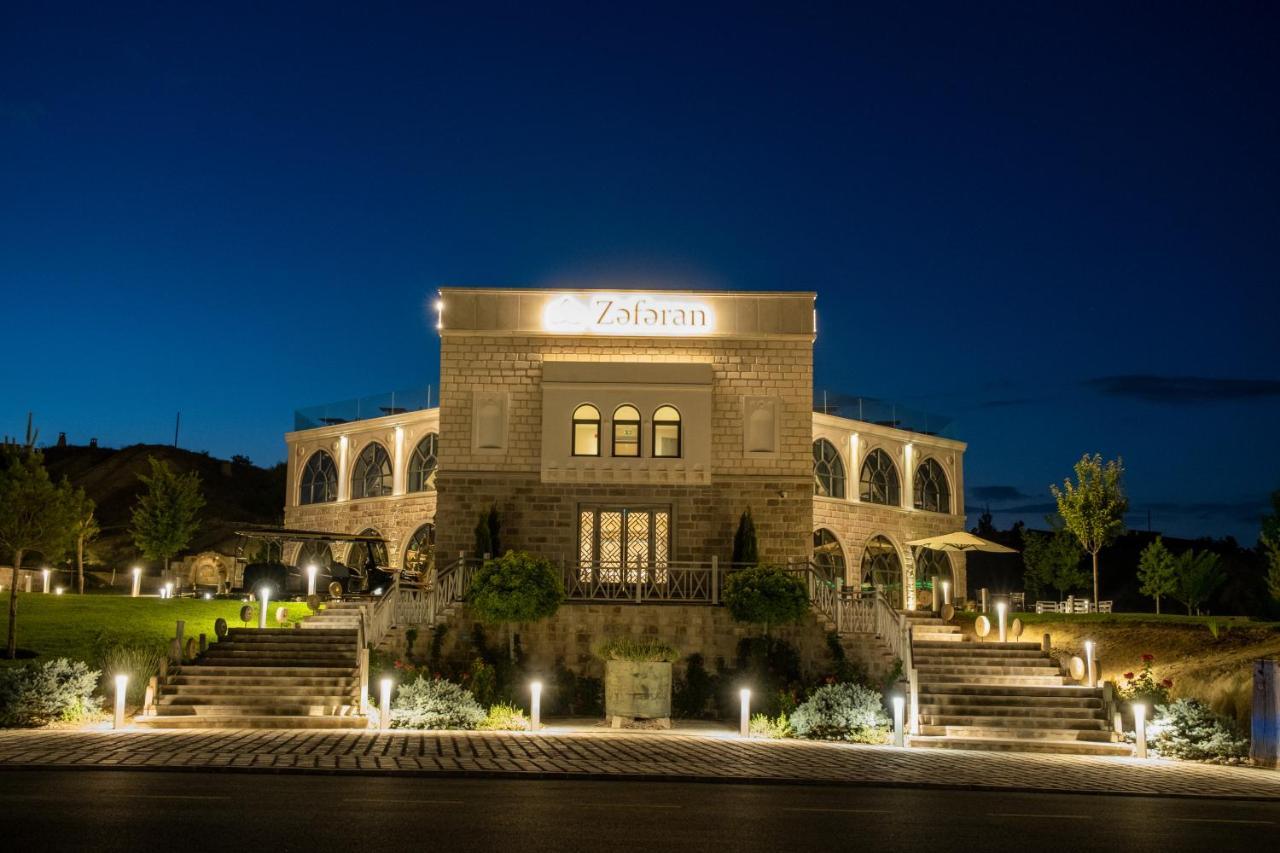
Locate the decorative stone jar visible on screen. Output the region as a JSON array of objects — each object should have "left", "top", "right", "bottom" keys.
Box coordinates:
[{"left": 604, "top": 660, "right": 673, "bottom": 724}]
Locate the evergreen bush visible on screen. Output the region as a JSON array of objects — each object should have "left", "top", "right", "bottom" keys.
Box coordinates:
[
  {"left": 0, "top": 659, "right": 100, "bottom": 728},
  {"left": 790, "top": 682, "right": 890, "bottom": 743},
  {"left": 722, "top": 565, "right": 808, "bottom": 633},
  {"left": 478, "top": 702, "right": 529, "bottom": 731},
  {"left": 468, "top": 551, "right": 564, "bottom": 625},
  {"left": 389, "top": 676, "right": 485, "bottom": 730},
  {"left": 1151, "top": 699, "right": 1249, "bottom": 763}
]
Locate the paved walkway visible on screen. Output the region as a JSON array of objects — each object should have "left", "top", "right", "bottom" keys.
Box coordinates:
[{"left": 0, "top": 728, "right": 1276, "bottom": 799}]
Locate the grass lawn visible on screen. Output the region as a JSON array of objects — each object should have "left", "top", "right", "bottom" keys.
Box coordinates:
[{"left": 1, "top": 594, "right": 313, "bottom": 666}]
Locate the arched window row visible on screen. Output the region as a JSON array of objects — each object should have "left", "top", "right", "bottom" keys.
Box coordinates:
[
  {"left": 300, "top": 451, "right": 338, "bottom": 505},
  {"left": 571, "top": 404, "right": 682, "bottom": 458}
]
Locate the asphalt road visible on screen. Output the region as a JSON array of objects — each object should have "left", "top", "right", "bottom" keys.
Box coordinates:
[{"left": 1, "top": 770, "right": 1276, "bottom": 852}]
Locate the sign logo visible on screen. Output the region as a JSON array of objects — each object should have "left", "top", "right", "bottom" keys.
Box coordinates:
[{"left": 542, "top": 294, "right": 715, "bottom": 336}]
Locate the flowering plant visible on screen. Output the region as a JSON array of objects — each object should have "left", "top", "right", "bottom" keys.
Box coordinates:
[{"left": 1117, "top": 653, "right": 1172, "bottom": 707}]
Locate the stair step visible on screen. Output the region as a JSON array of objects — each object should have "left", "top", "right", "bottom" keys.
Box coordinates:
[
  {"left": 226, "top": 628, "right": 356, "bottom": 637},
  {"left": 919, "top": 697, "right": 1103, "bottom": 713},
  {"left": 137, "top": 715, "right": 368, "bottom": 730},
  {"left": 916, "top": 666, "right": 1061, "bottom": 677},
  {"left": 173, "top": 665, "right": 357, "bottom": 677},
  {"left": 921, "top": 674, "right": 1066, "bottom": 686},
  {"left": 909, "top": 735, "right": 1131, "bottom": 755},
  {"left": 164, "top": 679, "right": 355, "bottom": 691},
  {"left": 156, "top": 699, "right": 356, "bottom": 713},
  {"left": 918, "top": 714, "right": 1109, "bottom": 731},
  {"left": 914, "top": 641, "right": 1043, "bottom": 651}
]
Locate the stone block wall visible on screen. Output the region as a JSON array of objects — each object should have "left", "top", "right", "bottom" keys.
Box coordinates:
[{"left": 284, "top": 491, "right": 437, "bottom": 569}]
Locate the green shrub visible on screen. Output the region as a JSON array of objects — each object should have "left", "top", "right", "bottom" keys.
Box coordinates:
[
  {"left": 0, "top": 659, "right": 100, "bottom": 728},
  {"left": 389, "top": 676, "right": 485, "bottom": 730},
  {"left": 673, "top": 653, "right": 716, "bottom": 718},
  {"left": 595, "top": 636, "right": 679, "bottom": 662},
  {"left": 749, "top": 712, "right": 793, "bottom": 739},
  {"left": 478, "top": 702, "right": 529, "bottom": 731},
  {"left": 467, "top": 551, "right": 564, "bottom": 625},
  {"left": 790, "top": 682, "right": 889, "bottom": 743},
  {"left": 95, "top": 636, "right": 166, "bottom": 706},
  {"left": 468, "top": 657, "right": 498, "bottom": 707},
  {"left": 722, "top": 565, "right": 808, "bottom": 632},
  {"left": 1151, "top": 699, "right": 1249, "bottom": 763}
]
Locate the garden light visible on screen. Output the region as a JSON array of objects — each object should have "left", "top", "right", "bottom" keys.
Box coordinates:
[
  {"left": 739, "top": 688, "right": 751, "bottom": 737},
  {"left": 258, "top": 586, "right": 271, "bottom": 628},
  {"left": 996, "top": 600, "right": 1007, "bottom": 643},
  {"left": 306, "top": 563, "right": 317, "bottom": 596},
  {"left": 55, "top": 586, "right": 64, "bottom": 595},
  {"left": 113, "top": 674, "right": 128, "bottom": 729},
  {"left": 1084, "top": 640, "right": 1096, "bottom": 688},
  {"left": 41, "top": 568, "right": 50, "bottom": 594},
  {"left": 131, "top": 567, "right": 142, "bottom": 597},
  {"left": 1134, "top": 702, "right": 1148, "bottom": 758},
  {"left": 941, "top": 580, "right": 951, "bottom": 606},
  {"left": 163, "top": 582, "right": 173, "bottom": 599},
  {"left": 892, "top": 695, "right": 905, "bottom": 747},
  {"left": 530, "top": 680, "right": 542, "bottom": 732},
  {"left": 379, "top": 677, "right": 393, "bottom": 731}
]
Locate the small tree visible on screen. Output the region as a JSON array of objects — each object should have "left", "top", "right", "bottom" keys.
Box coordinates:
[
  {"left": 1137, "top": 536, "right": 1178, "bottom": 615},
  {"left": 0, "top": 450, "right": 79, "bottom": 658},
  {"left": 1051, "top": 453, "right": 1128, "bottom": 606},
  {"left": 731, "top": 508, "right": 759, "bottom": 567},
  {"left": 130, "top": 457, "right": 205, "bottom": 574},
  {"left": 723, "top": 564, "right": 809, "bottom": 636},
  {"left": 467, "top": 550, "right": 564, "bottom": 661},
  {"left": 1263, "top": 536, "right": 1280, "bottom": 604},
  {"left": 1171, "top": 549, "right": 1226, "bottom": 616},
  {"left": 1020, "top": 524, "right": 1088, "bottom": 600},
  {"left": 68, "top": 488, "right": 100, "bottom": 595}
]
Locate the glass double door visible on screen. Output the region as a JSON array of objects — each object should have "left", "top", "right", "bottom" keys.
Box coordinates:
[{"left": 578, "top": 506, "right": 671, "bottom": 583}]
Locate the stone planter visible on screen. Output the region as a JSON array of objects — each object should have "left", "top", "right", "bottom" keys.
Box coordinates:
[{"left": 604, "top": 660, "right": 672, "bottom": 727}]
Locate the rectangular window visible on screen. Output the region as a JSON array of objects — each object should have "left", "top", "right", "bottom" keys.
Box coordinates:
[
  {"left": 653, "top": 423, "right": 680, "bottom": 457},
  {"left": 612, "top": 421, "right": 640, "bottom": 456},
  {"left": 577, "top": 506, "right": 672, "bottom": 584},
  {"left": 573, "top": 422, "right": 599, "bottom": 456}
]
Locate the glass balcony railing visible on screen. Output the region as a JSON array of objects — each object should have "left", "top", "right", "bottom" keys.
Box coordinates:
[
  {"left": 814, "top": 392, "right": 953, "bottom": 437},
  {"left": 294, "top": 386, "right": 436, "bottom": 431}
]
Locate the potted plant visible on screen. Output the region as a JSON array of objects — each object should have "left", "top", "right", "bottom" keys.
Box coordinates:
[{"left": 596, "top": 636, "right": 679, "bottom": 728}]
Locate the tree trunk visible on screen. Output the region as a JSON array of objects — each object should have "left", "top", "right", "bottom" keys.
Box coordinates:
[
  {"left": 6, "top": 549, "right": 22, "bottom": 659},
  {"left": 1155, "top": 595, "right": 1161, "bottom": 615},
  {"left": 77, "top": 534, "right": 85, "bottom": 595},
  {"left": 508, "top": 624, "right": 515, "bottom": 664},
  {"left": 1091, "top": 550, "right": 1099, "bottom": 608}
]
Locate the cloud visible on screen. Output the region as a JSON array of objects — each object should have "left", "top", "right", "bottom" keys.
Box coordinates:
[
  {"left": 968, "top": 485, "right": 1036, "bottom": 503},
  {"left": 1085, "top": 375, "right": 1280, "bottom": 404}
]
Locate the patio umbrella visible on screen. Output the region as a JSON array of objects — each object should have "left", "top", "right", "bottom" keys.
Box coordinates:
[{"left": 905, "top": 531, "right": 1018, "bottom": 553}]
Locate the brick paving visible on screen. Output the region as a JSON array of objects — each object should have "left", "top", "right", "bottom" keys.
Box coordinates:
[{"left": 0, "top": 728, "right": 1277, "bottom": 799}]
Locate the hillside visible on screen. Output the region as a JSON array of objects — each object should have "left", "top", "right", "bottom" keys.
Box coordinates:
[{"left": 39, "top": 443, "right": 285, "bottom": 568}]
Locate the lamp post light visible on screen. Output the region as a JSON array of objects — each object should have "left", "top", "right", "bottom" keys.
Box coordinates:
[
  {"left": 306, "top": 564, "right": 317, "bottom": 597},
  {"left": 1084, "top": 640, "right": 1096, "bottom": 688},
  {"left": 996, "top": 600, "right": 1008, "bottom": 643},
  {"left": 530, "top": 680, "right": 542, "bottom": 732},
  {"left": 113, "top": 674, "right": 128, "bottom": 730},
  {"left": 1134, "top": 702, "right": 1148, "bottom": 758},
  {"left": 41, "top": 568, "right": 51, "bottom": 594},
  {"left": 258, "top": 586, "right": 271, "bottom": 629},
  {"left": 379, "top": 677, "right": 393, "bottom": 731},
  {"left": 739, "top": 688, "right": 751, "bottom": 737},
  {"left": 892, "top": 695, "right": 905, "bottom": 747},
  {"left": 131, "top": 567, "right": 142, "bottom": 598}
]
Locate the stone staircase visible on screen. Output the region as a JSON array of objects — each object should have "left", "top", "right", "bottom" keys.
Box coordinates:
[
  {"left": 908, "top": 628, "right": 1131, "bottom": 756},
  {"left": 139, "top": 628, "right": 366, "bottom": 729},
  {"left": 300, "top": 599, "right": 368, "bottom": 630}
]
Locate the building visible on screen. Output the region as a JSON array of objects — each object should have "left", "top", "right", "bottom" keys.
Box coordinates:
[{"left": 283, "top": 287, "right": 967, "bottom": 610}]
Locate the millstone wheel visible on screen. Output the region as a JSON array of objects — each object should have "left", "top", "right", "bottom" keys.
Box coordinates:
[
  {"left": 1010, "top": 617, "right": 1024, "bottom": 639},
  {"left": 184, "top": 637, "right": 197, "bottom": 659},
  {"left": 213, "top": 617, "right": 228, "bottom": 639},
  {"left": 328, "top": 581, "right": 343, "bottom": 598},
  {"left": 239, "top": 604, "right": 253, "bottom": 625},
  {"left": 306, "top": 594, "right": 321, "bottom": 612},
  {"left": 941, "top": 604, "right": 955, "bottom": 621},
  {"left": 1069, "top": 656, "right": 1086, "bottom": 680},
  {"left": 275, "top": 605, "right": 289, "bottom": 625},
  {"left": 974, "top": 615, "right": 991, "bottom": 638}
]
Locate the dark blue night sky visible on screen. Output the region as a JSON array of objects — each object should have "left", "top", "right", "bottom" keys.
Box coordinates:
[{"left": 2, "top": 3, "right": 1278, "bottom": 542}]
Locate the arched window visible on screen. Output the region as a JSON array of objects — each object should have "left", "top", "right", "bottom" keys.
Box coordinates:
[
  {"left": 612, "top": 405, "right": 640, "bottom": 457},
  {"left": 652, "top": 406, "right": 681, "bottom": 457},
  {"left": 296, "top": 540, "right": 332, "bottom": 570},
  {"left": 348, "top": 528, "right": 387, "bottom": 571},
  {"left": 913, "top": 458, "right": 951, "bottom": 513},
  {"left": 813, "top": 528, "right": 846, "bottom": 584},
  {"left": 403, "top": 523, "right": 436, "bottom": 575},
  {"left": 813, "top": 439, "right": 846, "bottom": 498},
  {"left": 351, "top": 443, "right": 392, "bottom": 499},
  {"left": 859, "top": 449, "right": 901, "bottom": 506},
  {"left": 572, "top": 404, "right": 600, "bottom": 456},
  {"left": 861, "top": 535, "right": 904, "bottom": 607},
  {"left": 299, "top": 451, "right": 338, "bottom": 505},
  {"left": 915, "top": 548, "right": 953, "bottom": 607},
  {"left": 407, "top": 433, "right": 438, "bottom": 493}
]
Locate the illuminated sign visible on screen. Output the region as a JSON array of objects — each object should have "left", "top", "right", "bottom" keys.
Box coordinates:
[{"left": 542, "top": 294, "right": 715, "bottom": 336}]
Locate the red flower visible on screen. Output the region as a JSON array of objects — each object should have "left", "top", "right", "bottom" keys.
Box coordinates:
[
  {"left": 1141, "top": 654, "right": 1154, "bottom": 662},
  {"left": 1123, "top": 672, "right": 1135, "bottom": 680}
]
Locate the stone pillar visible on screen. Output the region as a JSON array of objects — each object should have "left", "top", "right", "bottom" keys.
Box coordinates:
[
  {"left": 338, "top": 435, "right": 350, "bottom": 502},
  {"left": 848, "top": 433, "right": 861, "bottom": 502}
]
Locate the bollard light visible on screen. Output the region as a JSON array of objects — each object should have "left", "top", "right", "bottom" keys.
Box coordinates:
[
  {"left": 131, "top": 567, "right": 142, "bottom": 598},
  {"left": 996, "top": 600, "right": 1008, "bottom": 643},
  {"left": 379, "top": 677, "right": 394, "bottom": 731},
  {"left": 306, "top": 564, "right": 318, "bottom": 597},
  {"left": 941, "top": 580, "right": 951, "bottom": 606},
  {"left": 530, "top": 680, "right": 542, "bottom": 732},
  {"left": 892, "top": 694, "right": 905, "bottom": 747},
  {"left": 1134, "top": 702, "right": 1148, "bottom": 758},
  {"left": 164, "top": 582, "right": 173, "bottom": 600},
  {"left": 739, "top": 688, "right": 751, "bottom": 737},
  {"left": 55, "top": 586, "right": 64, "bottom": 595},
  {"left": 1084, "top": 640, "right": 1096, "bottom": 688},
  {"left": 258, "top": 586, "right": 271, "bottom": 629},
  {"left": 113, "top": 674, "right": 128, "bottom": 729},
  {"left": 42, "top": 568, "right": 51, "bottom": 594}
]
